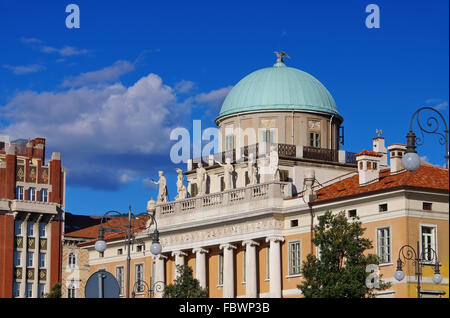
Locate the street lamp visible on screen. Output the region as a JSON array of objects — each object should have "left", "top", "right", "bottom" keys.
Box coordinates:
[
  {"left": 94, "top": 205, "right": 162, "bottom": 298},
  {"left": 403, "top": 106, "right": 449, "bottom": 171},
  {"left": 394, "top": 241, "right": 442, "bottom": 298}
]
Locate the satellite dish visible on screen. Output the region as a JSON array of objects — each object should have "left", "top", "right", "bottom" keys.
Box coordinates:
[{"left": 85, "top": 270, "right": 120, "bottom": 298}]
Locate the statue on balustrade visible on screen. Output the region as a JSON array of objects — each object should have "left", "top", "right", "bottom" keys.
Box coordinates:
[
  {"left": 244, "top": 153, "right": 258, "bottom": 185},
  {"left": 151, "top": 171, "right": 168, "bottom": 203},
  {"left": 196, "top": 161, "right": 207, "bottom": 196},
  {"left": 270, "top": 145, "right": 280, "bottom": 182},
  {"left": 215, "top": 157, "right": 234, "bottom": 191},
  {"left": 175, "top": 168, "right": 187, "bottom": 200}
]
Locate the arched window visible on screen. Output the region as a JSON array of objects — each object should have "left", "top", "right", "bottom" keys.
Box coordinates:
[{"left": 68, "top": 252, "right": 77, "bottom": 268}]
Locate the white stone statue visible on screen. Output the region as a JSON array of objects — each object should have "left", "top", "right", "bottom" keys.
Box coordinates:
[
  {"left": 196, "top": 161, "right": 207, "bottom": 196},
  {"left": 244, "top": 153, "right": 258, "bottom": 185},
  {"left": 269, "top": 144, "right": 280, "bottom": 181},
  {"left": 215, "top": 157, "right": 234, "bottom": 191},
  {"left": 151, "top": 171, "right": 168, "bottom": 203},
  {"left": 175, "top": 168, "right": 187, "bottom": 200}
]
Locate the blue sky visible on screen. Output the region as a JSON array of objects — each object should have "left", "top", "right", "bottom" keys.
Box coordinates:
[{"left": 0, "top": 0, "right": 448, "bottom": 216}]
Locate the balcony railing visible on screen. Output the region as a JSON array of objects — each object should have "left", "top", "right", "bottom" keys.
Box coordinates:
[
  {"left": 156, "top": 181, "right": 292, "bottom": 225},
  {"left": 188, "top": 143, "right": 355, "bottom": 171},
  {"left": 303, "top": 146, "right": 338, "bottom": 162}
]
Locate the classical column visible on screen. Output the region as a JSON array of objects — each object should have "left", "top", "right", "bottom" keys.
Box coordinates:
[
  {"left": 265, "top": 236, "right": 284, "bottom": 298},
  {"left": 192, "top": 248, "right": 208, "bottom": 289},
  {"left": 153, "top": 254, "right": 167, "bottom": 298},
  {"left": 171, "top": 251, "right": 187, "bottom": 278},
  {"left": 242, "top": 240, "right": 259, "bottom": 298},
  {"left": 219, "top": 243, "right": 236, "bottom": 298}
]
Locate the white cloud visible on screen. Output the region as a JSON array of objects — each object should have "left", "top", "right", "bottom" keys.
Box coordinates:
[
  {"left": 425, "top": 98, "right": 448, "bottom": 111},
  {"left": 174, "top": 80, "right": 196, "bottom": 93},
  {"left": 20, "top": 37, "right": 89, "bottom": 57},
  {"left": 61, "top": 60, "right": 135, "bottom": 87},
  {"left": 1, "top": 64, "right": 46, "bottom": 75},
  {"left": 1, "top": 73, "right": 184, "bottom": 189},
  {"left": 195, "top": 86, "right": 233, "bottom": 107}
]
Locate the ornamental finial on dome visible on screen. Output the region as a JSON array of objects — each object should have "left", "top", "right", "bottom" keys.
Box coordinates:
[{"left": 274, "top": 51, "right": 290, "bottom": 64}]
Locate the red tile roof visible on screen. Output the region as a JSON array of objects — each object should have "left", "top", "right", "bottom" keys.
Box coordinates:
[
  {"left": 65, "top": 215, "right": 151, "bottom": 247},
  {"left": 313, "top": 164, "right": 449, "bottom": 204},
  {"left": 355, "top": 150, "right": 384, "bottom": 157}
]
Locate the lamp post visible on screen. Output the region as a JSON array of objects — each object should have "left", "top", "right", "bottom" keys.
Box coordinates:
[
  {"left": 94, "top": 205, "right": 162, "bottom": 298},
  {"left": 402, "top": 106, "right": 449, "bottom": 171},
  {"left": 394, "top": 241, "right": 443, "bottom": 298}
]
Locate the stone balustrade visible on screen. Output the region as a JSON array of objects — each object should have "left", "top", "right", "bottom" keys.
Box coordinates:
[{"left": 156, "top": 181, "right": 292, "bottom": 228}]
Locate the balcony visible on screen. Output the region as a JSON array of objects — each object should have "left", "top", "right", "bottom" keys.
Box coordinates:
[
  {"left": 189, "top": 143, "right": 356, "bottom": 170},
  {"left": 156, "top": 181, "right": 292, "bottom": 229}
]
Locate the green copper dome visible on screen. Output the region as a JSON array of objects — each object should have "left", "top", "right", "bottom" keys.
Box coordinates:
[{"left": 216, "top": 61, "right": 340, "bottom": 121}]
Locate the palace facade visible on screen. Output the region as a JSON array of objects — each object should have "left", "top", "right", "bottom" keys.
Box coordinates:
[{"left": 63, "top": 57, "right": 449, "bottom": 298}]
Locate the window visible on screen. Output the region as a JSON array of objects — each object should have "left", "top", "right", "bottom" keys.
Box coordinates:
[
  {"left": 27, "top": 221, "right": 34, "bottom": 236},
  {"left": 373, "top": 162, "right": 378, "bottom": 170},
  {"left": 40, "top": 189, "right": 48, "bottom": 202},
  {"left": 263, "top": 130, "right": 275, "bottom": 144},
  {"left": 379, "top": 203, "right": 388, "bottom": 212},
  {"left": 423, "top": 202, "right": 432, "bottom": 211},
  {"left": 288, "top": 241, "right": 301, "bottom": 276},
  {"left": 27, "top": 252, "right": 33, "bottom": 267},
  {"left": 220, "top": 177, "right": 225, "bottom": 191},
  {"left": 16, "top": 186, "right": 24, "bottom": 200},
  {"left": 348, "top": 209, "right": 357, "bottom": 218},
  {"left": 218, "top": 252, "right": 224, "bottom": 286},
  {"left": 135, "top": 264, "right": 144, "bottom": 293},
  {"left": 13, "top": 282, "right": 20, "bottom": 297},
  {"left": 116, "top": 266, "right": 124, "bottom": 296},
  {"left": 190, "top": 183, "right": 198, "bottom": 198},
  {"left": 266, "top": 246, "right": 270, "bottom": 280},
  {"left": 225, "top": 135, "right": 234, "bottom": 151},
  {"left": 136, "top": 245, "right": 143, "bottom": 253},
  {"left": 14, "top": 220, "right": 22, "bottom": 235},
  {"left": 68, "top": 252, "right": 76, "bottom": 268},
  {"left": 421, "top": 226, "right": 437, "bottom": 262},
  {"left": 14, "top": 251, "right": 21, "bottom": 267},
  {"left": 26, "top": 283, "right": 33, "bottom": 298},
  {"left": 67, "top": 285, "right": 76, "bottom": 298},
  {"left": 29, "top": 187, "right": 36, "bottom": 201},
  {"left": 377, "top": 227, "right": 391, "bottom": 264},
  {"left": 367, "top": 162, "right": 372, "bottom": 170},
  {"left": 117, "top": 248, "right": 123, "bottom": 255},
  {"left": 279, "top": 170, "right": 289, "bottom": 182},
  {"left": 39, "top": 223, "right": 46, "bottom": 237},
  {"left": 39, "top": 253, "right": 45, "bottom": 268},
  {"left": 38, "top": 284, "right": 45, "bottom": 298},
  {"left": 309, "top": 132, "right": 320, "bottom": 148},
  {"left": 359, "top": 162, "right": 363, "bottom": 170},
  {"left": 290, "top": 219, "right": 298, "bottom": 227},
  {"left": 242, "top": 250, "right": 246, "bottom": 283}
]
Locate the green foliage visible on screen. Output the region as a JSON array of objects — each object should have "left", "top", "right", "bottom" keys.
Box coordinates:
[
  {"left": 43, "top": 282, "right": 62, "bottom": 298},
  {"left": 298, "top": 211, "right": 391, "bottom": 298},
  {"left": 163, "top": 265, "right": 208, "bottom": 298}
]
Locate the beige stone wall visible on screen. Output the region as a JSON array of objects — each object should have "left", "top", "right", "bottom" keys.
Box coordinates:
[
  {"left": 62, "top": 242, "right": 90, "bottom": 298},
  {"left": 217, "top": 111, "right": 341, "bottom": 152}
]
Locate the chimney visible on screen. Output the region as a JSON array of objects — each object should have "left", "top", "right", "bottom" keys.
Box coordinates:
[
  {"left": 373, "top": 136, "right": 388, "bottom": 167},
  {"left": 356, "top": 150, "right": 383, "bottom": 186},
  {"left": 388, "top": 144, "right": 406, "bottom": 174}
]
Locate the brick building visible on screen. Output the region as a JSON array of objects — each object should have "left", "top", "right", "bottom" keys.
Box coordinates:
[{"left": 0, "top": 136, "right": 65, "bottom": 298}]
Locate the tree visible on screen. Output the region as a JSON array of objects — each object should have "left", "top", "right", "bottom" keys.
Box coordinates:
[
  {"left": 163, "top": 265, "right": 208, "bottom": 298},
  {"left": 43, "top": 282, "right": 62, "bottom": 298},
  {"left": 298, "top": 211, "right": 390, "bottom": 298}
]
